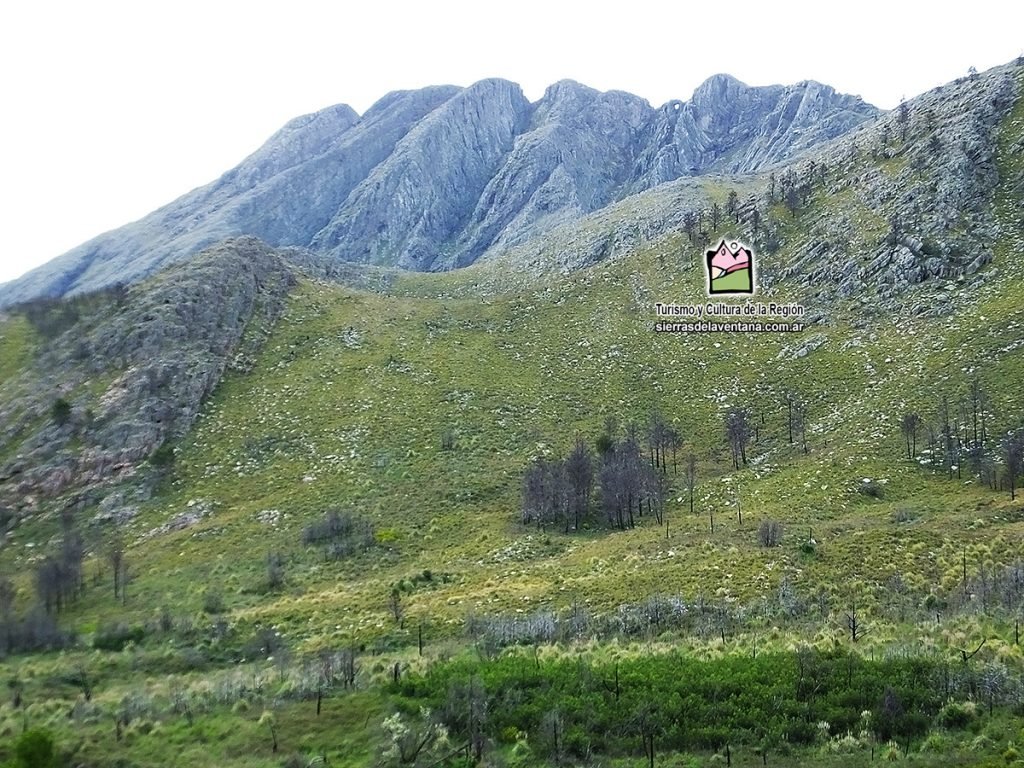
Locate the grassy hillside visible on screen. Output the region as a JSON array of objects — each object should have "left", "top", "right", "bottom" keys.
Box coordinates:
[{"left": 0, "top": 69, "right": 1023, "bottom": 768}]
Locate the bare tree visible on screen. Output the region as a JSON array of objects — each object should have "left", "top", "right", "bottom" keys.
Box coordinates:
[
  {"left": 665, "top": 425, "right": 682, "bottom": 475},
  {"left": 792, "top": 399, "right": 809, "bottom": 454},
  {"left": 599, "top": 430, "right": 648, "bottom": 530},
  {"left": 108, "top": 537, "right": 125, "bottom": 600},
  {"left": 1002, "top": 430, "right": 1024, "bottom": 501},
  {"left": 725, "top": 407, "right": 752, "bottom": 469},
  {"left": 844, "top": 602, "right": 869, "bottom": 642},
  {"left": 0, "top": 578, "right": 15, "bottom": 654},
  {"left": 565, "top": 437, "right": 594, "bottom": 531},
  {"left": 901, "top": 412, "right": 921, "bottom": 461},
  {"left": 757, "top": 520, "right": 783, "bottom": 548},
  {"left": 340, "top": 647, "right": 358, "bottom": 688},
  {"left": 784, "top": 391, "right": 798, "bottom": 445},
  {"left": 444, "top": 675, "right": 489, "bottom": 763},
  {"left": 968, "top": 378, "right": 987, "bottom": 449},
  {"left": 631, "top": 701, "right": 662, "bottom": 768},
  {"left": 266, "top": 551, "right": 285, "bottom": 591},
  {"left": 388, "top": 588, "right": 403, "bottom": 624},
  {"left": 684, "top": 454, "right": 698, "bottom": 516},
  {"left": 726, "top": 190, "right": 740, "bottom": 223},
  {"left": 939, "top": 396, "right": 955, "bottom": 480},
  {"left": 522, "top": 458, "right": 568, "bottom": 530}
]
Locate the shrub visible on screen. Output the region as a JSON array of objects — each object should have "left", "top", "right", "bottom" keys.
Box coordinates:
[
  {"left": 938, "top": 701, "right": 976, "bottom": 729},
  {"left": 892, "top": 507, "right": 915, "bottom": 523},
  {"left": 149, "top": 441, "right": 176, "bottom": 469},
  {"left": 50, "top": 398, "right": 72, "bottom": 426},
  {"left": 301, "top": 508, "right": 375, "bottom": 559},
  {"left": 860, "top": 481, "right": 884, "bottom": 499},
  {"left": 920, "top": 731, "right": 952, "bottom": 753},
  {"left": 12, "top": 728, "right": 58, "bottom": 768},
  {"left": 265, "top": 552, "right": 285, "bottom": 591},
  {"left": 93, "top": 623, "right": 144, "bottom": 651},
  {"left": 202, "top": 590, "right": 225, "bottom": 614}
]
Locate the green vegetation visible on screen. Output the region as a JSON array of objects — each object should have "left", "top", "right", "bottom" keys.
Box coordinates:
[
  {"left": 393, "top": 649, "right": 967, "bottom": 764},
  {"left": 0, "top": 314, "right": 34, "bottom": 384},
  {"left": 0, "top": 70, "right": 1022, "bottom": 768}
]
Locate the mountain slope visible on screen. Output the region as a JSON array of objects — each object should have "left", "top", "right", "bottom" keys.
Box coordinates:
[
  {"left": 0, "top": 61, "right": 1023, "bottom": 768},
  {"left": 0, "top": 238, "right": 297, "bottom": 522},
  {"left": 0, "top": 76, "right": 876, "bottom": 306}
]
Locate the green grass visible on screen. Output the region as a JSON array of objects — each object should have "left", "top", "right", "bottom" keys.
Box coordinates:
[{"left": 0, "top": 313, "right": 34, "bottom": 384}]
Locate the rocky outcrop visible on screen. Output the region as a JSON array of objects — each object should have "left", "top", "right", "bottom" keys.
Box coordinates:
[
  {"left": 0, "top": 238, "right": 296, "bottom": 514},
  {"left": 309, "top": 79, "right": 533, "bottom": 269},
  {"left": 772, "top": 62, "right": 1021, "bottom": 305},
  {"left": 631, "top": 75, "right": 875, "bottom": 186},
  {"left": 0, "top": 75, "right": 879, "bottom": 305}
]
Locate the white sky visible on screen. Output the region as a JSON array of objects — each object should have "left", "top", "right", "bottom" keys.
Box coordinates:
[{"left": 1, "top": 0, "right": 1021, "bottom": 285}]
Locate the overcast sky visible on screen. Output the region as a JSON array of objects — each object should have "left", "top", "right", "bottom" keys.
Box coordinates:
[{"left": 1, "top": 0, "right": 1020, "bottom": 285}]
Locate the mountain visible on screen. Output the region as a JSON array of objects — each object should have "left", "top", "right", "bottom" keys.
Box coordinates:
[
  {"left": 0, "top": 75, "right": 876, "bottom": 306},
  {"left": 0, "top": 60, "right": 1023, "bottom": 767}
]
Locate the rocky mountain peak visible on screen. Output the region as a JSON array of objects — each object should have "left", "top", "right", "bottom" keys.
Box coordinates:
[
  {"left": 691, "top": 72, "right": 747, "bottom": 104},
  {"left": 0, "top": 73, "right": 884, "bottom": 305}
]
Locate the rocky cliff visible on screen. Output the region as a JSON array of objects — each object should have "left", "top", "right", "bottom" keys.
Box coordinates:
[{"left": 0, "top": 238, "right": 296, "bottom": 521}]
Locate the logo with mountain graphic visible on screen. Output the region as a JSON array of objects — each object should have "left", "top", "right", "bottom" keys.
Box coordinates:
[{"left": 706, "top": 240, "right": 754, "bottom": 295}]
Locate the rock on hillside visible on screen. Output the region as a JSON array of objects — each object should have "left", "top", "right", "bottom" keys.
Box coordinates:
[
  {"left": 0, "top": 238, "right": 296, "bottom": 519},
  {"left": 0, "top": 76, "right": 877, "bottom": 305}
]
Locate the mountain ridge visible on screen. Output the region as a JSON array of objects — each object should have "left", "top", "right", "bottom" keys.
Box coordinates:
[{"left": 0, "top": 73, "right": 878, "bottom": 306}]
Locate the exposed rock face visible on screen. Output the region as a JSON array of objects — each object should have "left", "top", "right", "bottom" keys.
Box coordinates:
[
  {"left": 310, "top": 79, "right": 534, "bottom": 269},
  {"left": 772, "top": 63, "right": 1021, "bottom": 304},
  {"left": 0, "top": 238, "right": 296, "bottom": 513},
  {"left": 0, "top": 75, "right": 877, "bottom": 305},
  {"left": 0, "top": 86, "right": 457, "bottom": 304},
  {"left": 632, "top": 75, "right": 876, "bottom": 186}
]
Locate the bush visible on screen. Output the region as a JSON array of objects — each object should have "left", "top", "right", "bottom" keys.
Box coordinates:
[
  {"left": 938, "top": 701, "right": 976, "bottom": 729},
  {"left": 265, "top": 552, "right": 285, "bottom": 591},
  {"left": 202, "top": 590, "right": 225, "bottom": 614},
  {"left": 919, "top": 731, "right": 952, "bottom": 753},
  {"left": 12, "top": 728, "right": 58, "bottom": 768},
  {"left": 892, "top": 507, "right": 915, "bottom": 523},
  {"left": 301, "top": 508, "right": 375, "bottom": 559},
  {"left": 50, "top": 398, "right": 72, "bottom": 426},
  {"left": 860, "top": 481, "right": 884, "bottom": 499},
  {"left": 149, "top": 441, "right": 175, "bottom": 469},
  {"left": 93, "top": 623, "right": 145, "bottom": 652}
]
